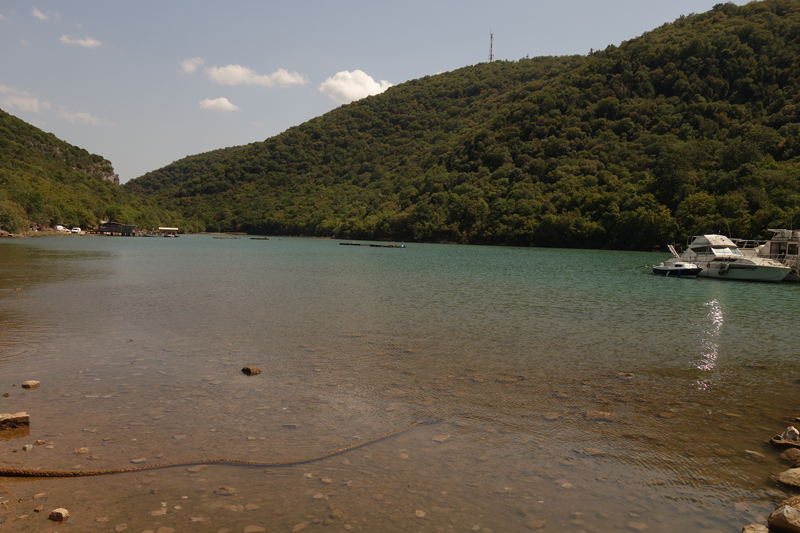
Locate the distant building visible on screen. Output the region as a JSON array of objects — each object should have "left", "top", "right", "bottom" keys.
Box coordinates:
[{"left": 97, "top": 221, "right": 138, "bottom": 236}]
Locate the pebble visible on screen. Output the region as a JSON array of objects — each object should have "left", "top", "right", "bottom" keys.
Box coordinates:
[
  {"left": 22, "top": 444, "right": 33, "bottom": 451},
  {"left": 215, "top": 486, "right": 236, "bottom": 496},
  {"left": 96, "top": 517, "right": 109, "bottom": 522},
  {"left": 48, "top": 508, "right": 69, "bottom": 521},
  {"left": 245, "top": 503, "right": 259, "bottom": 510},
  {"left": 186, "top": 465, "right": 208, "bottom": 473},
  {"left": 627, "top": 521, "right": 648, "bottom": 531},
  {"left": 415, "top": 510, "right": 426, "bottom": 518},
  {"left": 585, "top": 410, "right": 614, "bottom": 421},
  {"left": 130, "top": 457, "right": 147, "bottom": 464},
  {"left": 320, "top": 477, "right": 332, "bottom": 484},
  {"left": 150, "top": 509, "right": 167, "bottom": 516},
  {"left": 155, "top": 528, "right": 175, "bottom": 533},
  {"left": 242, "top": 526, "right": 265, "bottom": 533},
  {"left": 190, "top": 517, "right": 204, "bottom": 522},
  {"left": 291, "top": 524, "right": 306, "bottom": 532},
  {"left": 432, "top": 435, "right": 450, "bottom": 443},
  {"left": 21, "top": 381, "right": 40, "bottom": 389},
  {"left": 115, "top": 524, "right": 128, "bottom": 532},
  {"left": 313, "top": 493, "right": 324, "bottom": 499},
  {"left": 73, "top": 447, "right": 89, "bottom": 454},
  {"left": 241, "top": 366, "right": 262, "bottom": 376}
]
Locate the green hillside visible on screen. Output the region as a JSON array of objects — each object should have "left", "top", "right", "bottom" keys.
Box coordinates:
[
  {"left": 0, "top": 109, "right": 177, "bottom": 233},
  {"left": 127, "top": 0, "right": 800, "bottom": 249}
]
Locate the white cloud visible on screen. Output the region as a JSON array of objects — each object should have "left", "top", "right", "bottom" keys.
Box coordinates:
[
  {"left": 0, "top": 86, "right": 52, "bottom": 113},
  {"left": 318, "top": 70, "right": 392, "bottom": 105},
  {"left": 181, "top": 57, "right": 204, "bottom": 73},
  {"left": 59, "top": 110, "right": 102, "bottom": 126},
  {"left": 199, "top": 97, "right": 240, "bottom": 112},
  {"left": 60, "top": 35, "right": 102, "bottom": 49},
  {"left": 1, "top": 86, "right": 104, "bottom": 126},
  {"left": 205, "top": 64, "right": 308, "bottom": 87},
  {"left": 32, "top": 7, "right": 47, "bottom": 20}
]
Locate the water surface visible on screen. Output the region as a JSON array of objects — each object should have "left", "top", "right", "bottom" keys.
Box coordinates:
[{"left": 1, "top": 235, "right": 799, "bottom": 532}]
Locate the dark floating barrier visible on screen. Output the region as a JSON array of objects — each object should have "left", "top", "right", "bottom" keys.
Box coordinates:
[{"left": 339, "top": 242, "right": 405, "bottom": 248}]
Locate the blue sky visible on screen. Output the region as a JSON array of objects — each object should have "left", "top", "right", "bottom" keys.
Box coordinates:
[{"left": 1, "top": 1, "right": 747, "bottom": 183}]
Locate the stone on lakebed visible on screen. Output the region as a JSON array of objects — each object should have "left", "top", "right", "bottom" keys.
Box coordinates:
[
  {"left": 48, "top": 508, "right": 69, "bottom": 521},
  {"left": 0, "top": 412, "right": 30, "bottom": 431},
  {"left": 769, "top": 505, "right": 800, "bottom": 533}
]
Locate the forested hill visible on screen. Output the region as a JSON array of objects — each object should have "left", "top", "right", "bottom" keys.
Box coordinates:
[
  {"left": 126, "top": 0, "right": 800, "bottom": 249},
  {"left": 0, "top": 109, "right": 177, "bottom": 232}
]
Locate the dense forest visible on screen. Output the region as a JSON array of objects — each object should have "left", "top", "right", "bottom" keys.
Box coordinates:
[
  {"left": 124, "top": 0, "right": 800, "bottom": 249},
  {"left": 0, "top": 109, "right": 177, "bottom": 233}
]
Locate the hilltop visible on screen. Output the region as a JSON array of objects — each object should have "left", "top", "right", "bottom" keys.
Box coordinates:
[
  {"left": 124, "top": 1, "right": 800, "bottom": 247},
  {"left": 0, "top": 109, "right": 177, "bottom": 233}
]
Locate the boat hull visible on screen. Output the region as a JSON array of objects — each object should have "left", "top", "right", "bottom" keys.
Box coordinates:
[
  {"left": 696, "top": 262, "right": 789, "bottom": 282},
  {"left": 652, "top": 266, "right": 701, "bottom": 277}
]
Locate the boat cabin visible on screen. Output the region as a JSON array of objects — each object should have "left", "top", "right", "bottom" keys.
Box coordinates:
[{"left": 685, "top": 235, "right": 744, "bottom": 259}]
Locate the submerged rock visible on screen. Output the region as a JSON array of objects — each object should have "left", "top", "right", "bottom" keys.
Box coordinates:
[
  {"left": 0, "top": 412, "right": 30, "bottom": 430},
  {"left": 775, "top": 469, "right": 800, "bottom": 488},
  {"left": 48, "top": 508, "right": 69, "bottom": 521},
  {"left": 782, "top": 449, "right": 800, "bottom": 466},
  {"left": 778, "top": 495, "right": 800, "bottom": 510},
  {"left": 783, "top": 427, "right": 800, "bottom": 441},
  {"left": 769, "top": 505, "right": 800, "bottom": 532},
  {"left": 585, "top": 410, "right": 614, "bottom": 421}
]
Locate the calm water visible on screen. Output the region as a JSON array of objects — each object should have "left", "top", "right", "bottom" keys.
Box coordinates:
[{"left": 1, "top": 235, "right": 800, "bottom": 532}]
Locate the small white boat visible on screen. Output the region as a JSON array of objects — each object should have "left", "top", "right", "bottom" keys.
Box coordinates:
[
  {"left": 664, "top": 235, "right": 791, "bottom": 282},
  {"left": 652, "top": 261, "right": 702, "bottom": 277}
]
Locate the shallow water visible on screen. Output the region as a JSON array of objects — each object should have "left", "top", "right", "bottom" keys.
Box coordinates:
[{"left": 1, "top": 235, "right": 800, "bottom": 532}]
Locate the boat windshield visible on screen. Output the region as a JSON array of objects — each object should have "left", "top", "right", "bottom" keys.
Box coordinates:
[{"left": 711, "top": 246, "right": 743, "bottom": 256}]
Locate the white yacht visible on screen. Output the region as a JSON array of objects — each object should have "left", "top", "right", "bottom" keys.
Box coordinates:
[
  {"left": 666, "top": 235, "right": 791, "bottom": 282},
  {"left": 734, "top": 229, "right": 800, "bottom": 282}
]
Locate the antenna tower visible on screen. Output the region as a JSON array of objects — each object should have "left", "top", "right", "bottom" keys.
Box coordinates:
[{"left": 489, "top": 30, "right": 494, "bottom": 62}]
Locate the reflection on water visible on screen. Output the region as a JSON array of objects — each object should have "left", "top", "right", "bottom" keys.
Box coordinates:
[
  {"left": 694, "top": 299, "right": 723, "bottom": 390},
  {"left": 1, "top": 236, "right": 799, "bottom": 531}
]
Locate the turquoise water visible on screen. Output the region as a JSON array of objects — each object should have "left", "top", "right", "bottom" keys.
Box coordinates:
[{"left": 1, "top": 235, "right": 799, "bottom": 531}]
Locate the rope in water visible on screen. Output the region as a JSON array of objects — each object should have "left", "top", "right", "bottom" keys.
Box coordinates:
[{"left": 0, "top": 420, "right": 424, "bottom": 478}]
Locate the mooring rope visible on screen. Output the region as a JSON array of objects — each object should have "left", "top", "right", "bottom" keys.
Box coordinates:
[{"left": 0, "top": 420, "right": 424, "bottom": 478}]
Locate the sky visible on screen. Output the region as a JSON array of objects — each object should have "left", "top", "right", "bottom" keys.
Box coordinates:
[{"left": 1, "top": 0, "right": 749, "bottom": 184}]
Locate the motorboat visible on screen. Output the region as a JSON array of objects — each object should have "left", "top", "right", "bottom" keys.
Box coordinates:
[
  {"left": 733, "top": 229, "right": 800, "bottom": 281},
  {"left": 664, "top": 235, "right": 791, "bottom": 282},
  {"left": 652, "top": 261, "right": 702, "bottom": 277}
]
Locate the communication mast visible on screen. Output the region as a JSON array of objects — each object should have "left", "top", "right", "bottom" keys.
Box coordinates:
[{"left": 489, "top": 30, "right": 494, "bottom": 62}]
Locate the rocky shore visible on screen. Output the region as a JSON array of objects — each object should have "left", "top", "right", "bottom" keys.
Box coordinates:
[{"left": 741, "top": 426, "right": 800, "bottom": 532}]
